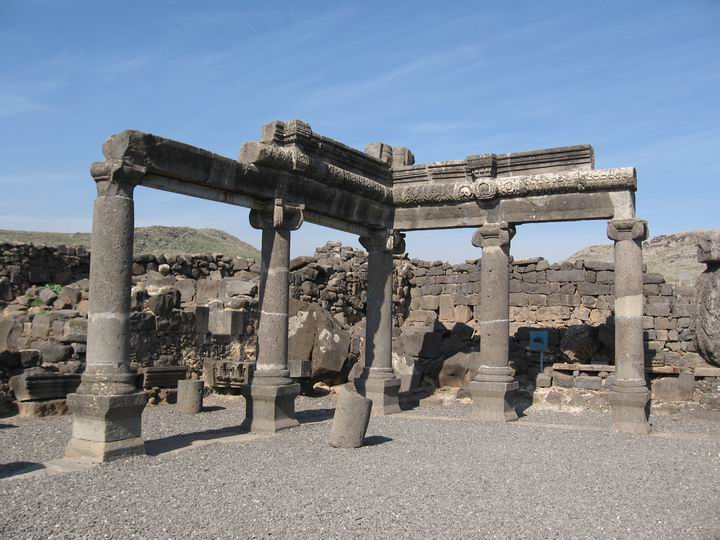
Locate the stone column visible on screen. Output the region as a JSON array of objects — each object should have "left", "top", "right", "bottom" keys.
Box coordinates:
[
  {"left": 607, "top": 218, "right": 651, "bottom": 433},
  {"left": 243, "top": 199, "right": 303, "bottom": 433},
  {"left": 467, "top": 222, "right": 518, "bottom": 422},
  {"left": 356, "top": 230, "right": 405, "bottom": 415},
  {"left": 65, "top": 161, "right": 147, "bottom": 462}
]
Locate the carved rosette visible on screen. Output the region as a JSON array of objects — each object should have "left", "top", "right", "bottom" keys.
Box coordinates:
[
  {"left": 472, "top": 222, "right": 516, "bottom": 249},
  {"left": 607, "top": 218, "right": 648, "bottom": 243},
  {"left": 695, "top": 232, "right": 720, "bottom": 367},
  {"left": 249, "top": 199, "right": 304, "bottom": 231},
  {"left": 359, "top": 230, "right": 406, "bottom": 254}
]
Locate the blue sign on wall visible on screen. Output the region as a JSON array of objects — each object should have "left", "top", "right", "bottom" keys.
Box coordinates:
[{"left": 528, "top": 330, "right": 549, "bottom": 352}]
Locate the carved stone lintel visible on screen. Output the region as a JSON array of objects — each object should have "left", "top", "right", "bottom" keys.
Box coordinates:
[
  {"left": 359, "top": 230, "right": 406, "bottom": 254},
  {"left": 393, "top": 167, "right": 636, "bottom": 206},
  {"left": 249, "top": 199, "right": 304, "bottom": 231},
  {"left": 472, "top": 222, "right": 516, "bottom": 249},
  {"left": 90, "top": 159, "right": 146, "bottom": 197},
  {"left": 607, "top": 218, "right": 648, "bottom": 243},
  {"left": 465, "top": 153, "right": 497, "bottom": 178}
]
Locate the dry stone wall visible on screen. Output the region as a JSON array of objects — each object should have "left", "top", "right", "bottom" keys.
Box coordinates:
[{"left": 1, "top": 240, "right": 716, "bottom": 414}]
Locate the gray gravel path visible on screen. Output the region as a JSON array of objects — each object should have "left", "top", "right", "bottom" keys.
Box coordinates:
[{"left": 1, "top": 396, "right": 719, "bottom": 539}]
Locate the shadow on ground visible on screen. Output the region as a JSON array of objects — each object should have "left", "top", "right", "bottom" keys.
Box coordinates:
[
  {"left": 296, "top": 408, "right": 335, "bottom": 424},
  {"left": 0, "top": 461, "right": 45, "bottom": 479},
  {"left": 144, "top": 425, "right": 246, "bottom": 456},
  {"left": 363, "top": 435, "right": 393, "bottom": 446}
]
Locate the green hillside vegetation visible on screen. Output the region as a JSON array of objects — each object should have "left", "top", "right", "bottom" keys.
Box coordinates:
[{"left": 0, "top": 226, "right": 260, "bottom": 259}]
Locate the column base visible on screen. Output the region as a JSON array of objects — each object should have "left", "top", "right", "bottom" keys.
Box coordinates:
[
  {"left": 355, "top": 377, "right": 401, "bottom": 416},
  {"left": 64, "top": 392, "right": 147, "bottom": 463},
  {"left": 467, "top": 380, "right": 519, "bottom": 422},
  {"left": 609, "top": 381, "right": 651, "bottom": 434},
  {"left": 241, "top": 382, "right": 300, "bottom": 434}
]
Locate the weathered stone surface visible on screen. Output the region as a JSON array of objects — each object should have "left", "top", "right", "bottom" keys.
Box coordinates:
[
  {"left": 695, "top": 233, "right": 720, "bottom": 366},
  {"left": 651, "top": 373, "right": 694, "bottom": 401},
  {"left": 177, "top": 379, "right": 203, "bottom": 414},
  {"left": 328, "top": 384, "right": 372, "bottom": 448},
  {"left": 439, "top": 350, "right": 474, "bottom": 387},
  {"left": 400, "top": 328, "right": 441, "bottom": 358},
  {"left": 288, "top": 299, "right": 351, "bottom": 385},
  {"left": 10, "top": 371, "right": 81, "bottom": 401}
]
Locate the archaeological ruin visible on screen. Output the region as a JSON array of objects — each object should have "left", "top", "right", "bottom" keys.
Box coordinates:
[{"left": 1, "top": 120, "right": 719, "bottom": 463}]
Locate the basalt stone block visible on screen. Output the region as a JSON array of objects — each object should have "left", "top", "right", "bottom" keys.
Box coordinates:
[
  {"left": 547, "top": 269, "right": 585, "bottom": 282},
  {"left": 575, "top": 375, "right": 602, "bottom": 391},
  {"left": 329, "top": 385, "right": 372, "bottom": 448},
  {"left": 62, "top": 318, "right": 88, "bottom": 343},
  {"left": 208, "top": 308, "right": 244, "bottom": 336},
  {"left": 651, "top": 372, "right": 695, "bottom": 401},
  {"left": 140, "top": 366, "right": 187, "bottom": 389},
  {"left": 355, "top": 377, "right": 401, "bottom": 416},
  {"left": 33, "top": 341, "right": 73, "bottom": 363},
  {"left": 18, "top": 398, "right": 69, "bottom": 417},
  {"left": 609, "top": 383, "right": 650, "bottom": 434},
  {"left": 65, "top": 392, "right": 147, "bottom": 462},
  {"left": 174, "top": 279, "right": 196, "bottom": 303},
  {"left": 419, "top": 296, "right": 439, "bottom": 310},
  {"left": 467, "top": 380, "right": 519, "bottom": 422},
  {"left": 10, "top": 371, "right": 81, "bottom": 401},
  {"left": 577, "top": 282, "right": 611, "bottom": 296},
  {"left": 644, "top": 303, "right": 671, "bottom": 317},
  {"left": 439, "top": 350, "right": 474, "bottom": 387},
  {"left": 401, "top": 329, "right": 441, "bottom": 358},
  {"left": 196, "top": 279, "right": 219, "bottom": 303},
  {"left": 221, "top": 278, "right": 258, "bottom": 298},
  {"left": 177, "top": 379, "right": 204, "bottom": 414},
  {"left": 552, "top": 371, "right": 575, "bottom": 388},
  {"left": 241, "top": 383, "right": 300, "bottom": 433},
  {"left": 0, "top": 318, "right": 21, "bottom": 352},
  {"left": 584, "top": 260, "right": 614, "bottom": 272},
  {"left": 643, "top": 273, "right": 665, "bottom": 285}
]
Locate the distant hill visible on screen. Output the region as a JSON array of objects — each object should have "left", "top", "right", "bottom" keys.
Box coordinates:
[
  {"left": 566, "top": 230, "right": 711, "bottom": 284},
  {"left": 0, "top": 226, "right": 260, "bottom": 259}
]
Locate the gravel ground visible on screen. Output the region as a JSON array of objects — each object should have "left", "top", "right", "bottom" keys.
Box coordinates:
[{"left": 1, "top": 395, "right": 719, "bottom": 539}]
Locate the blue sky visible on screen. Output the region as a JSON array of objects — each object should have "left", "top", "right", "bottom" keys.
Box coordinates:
[{"left": 1, "top": 0, "right": 718, "bottom": 261}]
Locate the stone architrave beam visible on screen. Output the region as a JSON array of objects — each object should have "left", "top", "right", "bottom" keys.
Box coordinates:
[{"left": 94, "top": 121, "right": 637, "bottom": 234}]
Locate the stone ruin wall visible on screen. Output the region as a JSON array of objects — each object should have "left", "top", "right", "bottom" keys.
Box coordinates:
[{"left": 1, "top": 239, "right": 717, "bottom": 412}]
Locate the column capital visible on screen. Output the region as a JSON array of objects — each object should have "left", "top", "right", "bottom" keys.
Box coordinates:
[
  {"left": 472, "top": 222, "right": 516, "bottom": 249},
  {"left": 607, "top": 218, "right": 648, "bottom": 242},
  {"left": 90, "top": 159, "right": 146, "bottom": 197},
  {"left": 359, "top": 230, "right": 406, "bottom": 254},
  {"left": 249, "top": 199, "right": 304, "bottom": 231}
]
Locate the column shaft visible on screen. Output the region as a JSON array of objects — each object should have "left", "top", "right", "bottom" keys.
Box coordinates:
[
  {"left": 81, "top": 191, "right": 136, "bottom": 394},
  {"left": 607, "top": 218, "right": 651, "bottom": 434},
  {"left": 364, "top": 247, "right": 394, "bottom": 377},
  {"left": 65, "top": 169, "right": 147, "bottom": 463},
  {"left": 478, "top": 244, "right": 511, "bottom": 372},
  {"left": 467, "top": 222, "right": 518, "bottom": 422},
  {"left": 243, "top": 200, "right": 303, "bottom": 433},
  {"left": 357, "top": 231, "right": 405, "bottom": 415},
  {"left": 255, "top": 227, "right": 291, "bottom": 384}
]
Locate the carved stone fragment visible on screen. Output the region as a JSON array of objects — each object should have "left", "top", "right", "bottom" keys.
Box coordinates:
[{"left": 695, "top": 232, "right": 720, "bottom": 366}]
